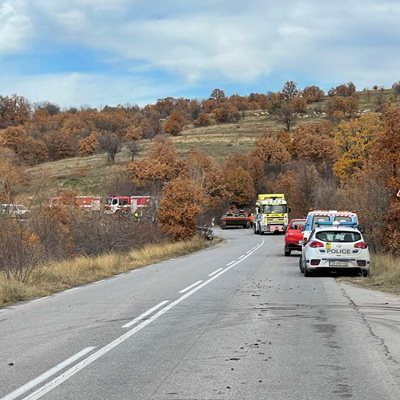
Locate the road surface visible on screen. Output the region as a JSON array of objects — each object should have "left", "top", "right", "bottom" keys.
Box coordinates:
[{"left": 1, "top": 229, "right": 400, "bottom": 399}]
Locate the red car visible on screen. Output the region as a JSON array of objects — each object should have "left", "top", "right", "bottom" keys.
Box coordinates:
[{"left": 284, "top": 219, "right": 306, "bottom": 256}]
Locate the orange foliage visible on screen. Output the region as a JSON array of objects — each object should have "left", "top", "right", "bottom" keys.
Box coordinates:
[
  {"left": 223, "top": 166, "right": 255, "bottom": 206},
  {"left": 149, "top": 135, "right": 178, "bottom": 166},
  {"left": 302, "top": 86, "right": 325, "bottom": 103},
  {"left": 326, "top": 95, "right": 359, "bottom": 120},
  {"left": 251, "top": 137, "right": 291, "bottom": 165},
  {"left": 291, "top": 130, "right": 337, "bottom": 164},
  {"left": 0, "top": 126, "right": 47, "bottom": 165},
  {"left": 158, "top": 177, "right": 205, "bottom": 240},
  {"left": 164, "top": 111, "right": 185, "bottom": 136},
  {"left": 0, "top": 160, "right": 25, "bottom": 202},
  {"left": 371, "top": 107, "right": 400, "bottom": 191},
  {"left": 79, "top": 133, "right": 100, "bottom": 156}
]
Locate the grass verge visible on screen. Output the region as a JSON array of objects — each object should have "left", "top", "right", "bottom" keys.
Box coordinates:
[
  {"left": 0, "top": 236, "right": 223, "bottom": 307},
  {"left": 339, "top": 253, "right": 400, "bottom": 295}
]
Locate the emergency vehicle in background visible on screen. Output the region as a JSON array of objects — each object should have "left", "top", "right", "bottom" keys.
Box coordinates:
[
  {"left": 49, "top": 196, "right": 101, "bottom": 211},
  {"left": 302, "top": 210, "right": 359, "bottom": 241},
  {"left": 253, "top": 194, "right": 289, "bottom": 234},
  {"left": 220, "top": 209, "right": 251, "bottom": 229},
  {"left": 104, "top": 195, "right": 152, "bottom": 216}
]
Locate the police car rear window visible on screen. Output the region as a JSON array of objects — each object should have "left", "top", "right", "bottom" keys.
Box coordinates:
[{"left": 316, "top": 231, "right": 361, "bottom": 243}]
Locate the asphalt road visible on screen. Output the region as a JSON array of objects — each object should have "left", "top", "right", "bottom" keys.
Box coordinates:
[{"left": 1, "top": 229, "right": 400, "bottom": 400}]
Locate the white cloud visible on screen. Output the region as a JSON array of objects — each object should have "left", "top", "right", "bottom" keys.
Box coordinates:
[
  {"left": 0, "top": 0, "right": 32, "bottom": 54},
  {"left": 27, "top": 0, "right": 399, "bottom": 85},
  {"left": 2, "top": 0, "right": 400, "bottom": 105},
  {"left": 0, "top": 72, "right": 180, "bottom": 108}
]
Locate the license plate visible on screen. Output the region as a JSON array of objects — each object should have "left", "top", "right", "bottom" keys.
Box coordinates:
[{"left": 329, "top": 260, "right": 348, "bottom": 267}]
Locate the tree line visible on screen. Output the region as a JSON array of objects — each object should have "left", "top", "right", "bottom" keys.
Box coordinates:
[{"left": 2, "top": 81, "right": 398, "bottom": 168}]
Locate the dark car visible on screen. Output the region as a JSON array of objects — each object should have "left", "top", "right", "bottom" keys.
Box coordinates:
[{"left": 284, "top": 219, "right": 306, "bottom": 256}]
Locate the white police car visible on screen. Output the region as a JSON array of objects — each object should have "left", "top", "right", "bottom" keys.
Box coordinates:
[{"left": 299, "top": 221, "right": 370, "bottom": 277}]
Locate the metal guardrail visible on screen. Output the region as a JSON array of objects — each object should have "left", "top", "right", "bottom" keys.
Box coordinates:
[{"left": 196, "top": 226, "right": 214, "bottom": 241}]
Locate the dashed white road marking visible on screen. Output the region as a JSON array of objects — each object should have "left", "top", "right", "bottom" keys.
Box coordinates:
[
  {"left": 208, "top": 268, "right": 223, "bottom": 277},
  {"left": 122, "top": 300, "right": 169, "bottom": 328},
  {"left": 226, "top": 260, "right": 236, "bottom": 266},
  {"left": 0, "top": 347, "right": 96, "bottom": 400},
  {"left": 179, "top": 280, "right": 203, "bottom": 294}
]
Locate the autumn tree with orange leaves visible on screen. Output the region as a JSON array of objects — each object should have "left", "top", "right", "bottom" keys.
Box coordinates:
[
  {"left": 251, "top": 136, "right": 291, "bottom": 167},
  {"left": 127, "top": 136, "right": 178, "bottom": 192},
  {"left": 223, "top": 166, "right": 255, "bottom": 206},
  {"left": 333, "top": 113, "right": 383, "bottom": 182},
  {"left": 0, "top": 160, "right": 25, "bottom": 202},
  {"left": 0, "top": 126, "right": 48, "bottom": 165},
  {"left": 158, "top": 176, "right": 206, "bottom": 240},
  {"left": 164, "top": 111, "right": 185, "bottom": 136},
  {"left": 302, "top": 86, "right": 325, "bottom": 103}
]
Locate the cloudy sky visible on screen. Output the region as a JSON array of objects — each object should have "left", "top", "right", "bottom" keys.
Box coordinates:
[{"left": 0, "top": 0, "right": 399, "bottom": 108}]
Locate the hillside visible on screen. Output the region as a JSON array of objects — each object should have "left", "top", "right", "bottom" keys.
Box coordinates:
[{"left": 19, "top": 88, "right": 400, "bottom": 204}]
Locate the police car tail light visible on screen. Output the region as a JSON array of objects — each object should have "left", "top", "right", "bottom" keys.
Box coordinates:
[
  {"left": 309, "top": 240, "right": 324, "bottom": 248},
  {"left": 354, "top": 242, "right": 368, "bottom": 249}
]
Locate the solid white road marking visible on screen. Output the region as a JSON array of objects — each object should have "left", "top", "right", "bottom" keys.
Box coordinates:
[
  {"left": 0, "top": 347, "right": 96, "bottom": 400},
  {"left": 237, "top": 254, "right": 246, "bottom": 260},
  {"left": 179, "top": 280, "right": 203, "bottom": 294},
  {"left": 226, "top": 260, "right": 236, "bottom": 266},
  {"left": 208, "top": 268, "right": 223, "bottom": 277},
  {"left": 122, "top": 301, "right": 170, "bottom": 328},
  {"left": 12, "top": 241, "right": 264, "bottom": 400}
]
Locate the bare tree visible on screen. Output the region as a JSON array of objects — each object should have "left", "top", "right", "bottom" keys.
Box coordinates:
[
  {"left": 126, "top": 141, "right": 141, "bottom": 161},
  {"left": 100, "top": 133, "right": 122, "bottom": 164},
  {"left": 279, "top": 102, "right": 297, "bottom": 131}
]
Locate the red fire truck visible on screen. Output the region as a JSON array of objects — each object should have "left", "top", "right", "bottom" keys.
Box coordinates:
[
  {"left": 49, "top": 196, "right": 101, "bottom": 211},
  {"left": 104, "top": 195, "right": 152, "bottom": 216}
]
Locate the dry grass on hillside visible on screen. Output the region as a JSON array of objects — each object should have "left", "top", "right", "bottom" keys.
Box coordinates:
[
  {"left": 0, "top": 236, "right": 219, "bottom": 307},
  {"left": 20, "top": 89, "right": 400, "bottom": 201},
  {"left": 21, "top": 114, "right": 280, "bottom": 200}
]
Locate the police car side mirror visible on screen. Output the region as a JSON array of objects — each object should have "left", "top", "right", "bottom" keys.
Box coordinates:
[{"left": 358, "top": 225, "right": 364, "bottom": 234}]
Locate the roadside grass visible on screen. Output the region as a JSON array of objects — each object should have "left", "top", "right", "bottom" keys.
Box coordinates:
[
  {"left": 340, "top": 253, "right": 400, "bottom": 295},
  {"left": 0, "top": 236, "right": 222, "bottom": 307}
]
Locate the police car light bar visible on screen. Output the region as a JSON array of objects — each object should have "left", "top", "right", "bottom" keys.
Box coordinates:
[{"left": 315, "top": 221, "right": 358, "bottom": 227}]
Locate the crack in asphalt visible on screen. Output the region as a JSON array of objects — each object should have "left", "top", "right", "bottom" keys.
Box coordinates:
[{"left": 340, "top": 287, "right": 400, "bottom": 366}]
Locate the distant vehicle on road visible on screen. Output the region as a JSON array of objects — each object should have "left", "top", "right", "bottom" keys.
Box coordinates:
[
  {"left": 300, "top": 221, "right": 370, "bottom": 277},
  {"left": 254, "top": 194, "right": 289, "bottom": 234},
  {"left": 220, "top": 210, "right": 251, "bottom": 229},
  {"left": 0, "top": 204, "right": 30, "bottom": 220},
  {"left": 284, "top": 219, "right": 306, "bottom": 256}
]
